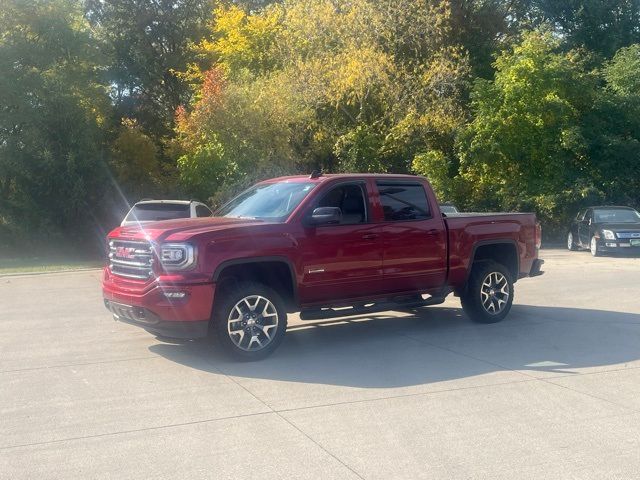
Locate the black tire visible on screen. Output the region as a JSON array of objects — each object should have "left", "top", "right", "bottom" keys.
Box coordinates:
[
  {"left": 460, "top": 261, "right": 514, "bottom": 324},
  {"left": 210, "top": 281, "right": 287, "bottom": 361},
  {"left": 567, "top": 231, "right": 578, "bottom": 251}
]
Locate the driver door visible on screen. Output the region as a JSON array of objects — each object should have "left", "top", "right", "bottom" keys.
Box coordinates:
[
  {"left": 297, "top": 181, "right": 384, "bottom": 305},
  {"left": 578, "top": 209, "right": 592, "bottom": 246}
]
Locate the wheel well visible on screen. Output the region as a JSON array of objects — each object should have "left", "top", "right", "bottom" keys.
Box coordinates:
[
  {"left": 471, "top": 243, "right": 519, "bottom": 281},
  {"left": 216, "top": 261, "right": 296, "bottom": 311}
]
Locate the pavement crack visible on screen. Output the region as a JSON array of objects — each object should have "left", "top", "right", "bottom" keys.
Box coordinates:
[
  {"left": 0, "top": 411, "right": 272, "bottom": 451},
  {"left": 212, "top": 362, "right": 365, "bottom": 479},
  {"left": 0, "top": 355, "right": 158, "bottom": 374}
]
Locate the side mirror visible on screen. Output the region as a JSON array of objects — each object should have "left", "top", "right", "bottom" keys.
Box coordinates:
[{"left": 309, "top": 207, "right": 342, "bottom": 225}]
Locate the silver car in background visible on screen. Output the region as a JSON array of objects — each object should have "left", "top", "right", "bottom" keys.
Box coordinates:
[{"left": 121, "top": 200, "right": 212, "bottom": 226}]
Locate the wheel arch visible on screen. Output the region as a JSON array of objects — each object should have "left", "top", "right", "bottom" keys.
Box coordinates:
[
  {"left": 466, "top": 240, "right": 519, "bottom": 284},
  {"left": 213, "top": 256, "right": 298, "bottom": 311}
]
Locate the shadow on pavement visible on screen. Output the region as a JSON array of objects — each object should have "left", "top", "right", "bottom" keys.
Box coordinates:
[{"left": 149, "top": 305, "right": 640, "bottom": 388}]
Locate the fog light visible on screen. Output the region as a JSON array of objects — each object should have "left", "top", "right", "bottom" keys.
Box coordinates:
[
  {"left": 606, "top": 242, "right": 617, "bottom": 247},
  {"left": 163, "top": 291, "right": 187, "bottom": 299}
]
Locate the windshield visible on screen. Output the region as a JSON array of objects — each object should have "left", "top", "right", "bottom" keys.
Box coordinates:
[
  {"left": 125, "top": 203, "right": 190, "bottom": 222},
  {"left": 218, "top": 182, "right": 316, "bottom": 221},
  {"left": 593, "top": 208, "right": 640, "bottom": 223}
]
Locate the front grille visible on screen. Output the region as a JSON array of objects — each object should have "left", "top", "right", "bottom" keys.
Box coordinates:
[
  {"left": 616, "top": 232, "right": 640, "bottom": 239},
  {"left": 109, "top": 239, "right": 154, "bottom": 280}
]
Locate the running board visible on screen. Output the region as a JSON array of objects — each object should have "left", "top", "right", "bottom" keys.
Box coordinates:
[{"left": 299, "top": 296, "right": 446, "bottom": 321}]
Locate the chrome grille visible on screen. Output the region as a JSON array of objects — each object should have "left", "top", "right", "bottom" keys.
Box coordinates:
[
  {"left": 616, "top": 232, "right": 640, "bottom": 239},
  {"left": 108, "top": 239, "right": 154, "bottom": 280}
]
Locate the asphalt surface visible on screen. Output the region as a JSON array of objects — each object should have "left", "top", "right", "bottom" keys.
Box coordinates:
[{"left": 1, "top": 249, "right": 640, "bottom": 479}]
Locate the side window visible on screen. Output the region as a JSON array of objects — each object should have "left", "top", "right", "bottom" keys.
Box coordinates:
[
  {"left": 576, "top": 210, "right": 585, "bottom": 221},
  {"left": 196, "top": 205, "right": 212, "bottom": 217},
  {"left": 584, "top": 209, "right": 593, "bottom": 222},
  {"left": 316, "top": 183, "right": 367, "bottom": 225},
  {"left": 377, "top": 182, "right": 431, "bottom": 221}
]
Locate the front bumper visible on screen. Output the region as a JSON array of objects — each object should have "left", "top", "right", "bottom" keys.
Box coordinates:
[
  {"left": 598, "top": 239, "right": 640, "bottom": 250},
  {"left": 104, "top": 300, "right": 209, "bottom": 338},
  {"left": 102, "top": 268, "right": 215, "bottom": 339}
]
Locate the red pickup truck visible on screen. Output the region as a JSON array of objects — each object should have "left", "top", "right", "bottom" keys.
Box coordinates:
[{"left": 103, "top": 173, "right": 543, "bottom": 359}]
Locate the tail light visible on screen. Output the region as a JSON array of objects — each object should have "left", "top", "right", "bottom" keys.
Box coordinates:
[{"left": 535, "top": 222, "right": 542, "bottom": 249}]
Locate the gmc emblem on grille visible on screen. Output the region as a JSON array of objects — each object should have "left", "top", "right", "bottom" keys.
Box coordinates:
[{"left": 115, "top": 246, "right": 136, "bottom": 259}]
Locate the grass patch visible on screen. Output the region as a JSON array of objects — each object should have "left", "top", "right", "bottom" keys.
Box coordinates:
[{"left": 0, "top": 256, "right": 104, "bottom": 275}]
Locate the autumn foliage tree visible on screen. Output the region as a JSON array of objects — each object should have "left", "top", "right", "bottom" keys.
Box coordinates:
[{"left": 175, "top": 0, "right": 471, "bottom": 204}]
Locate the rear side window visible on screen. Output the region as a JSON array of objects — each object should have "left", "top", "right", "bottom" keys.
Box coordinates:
[
  {"left": 377, "top": 182, "right": 431, "bottom": 221},
  {"left": 126, "top": 203, "right": 190, "bottom": 222}
]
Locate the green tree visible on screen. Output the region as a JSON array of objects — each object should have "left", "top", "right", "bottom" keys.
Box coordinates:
[
  {"left": 587, "top": 44, "right": 640, "bottom": 203},
  {"left": 531, "top": 0, "right": 640, "bottom": 59},
  {"left": 0, "top": 0, "right": 113, "bottom": 246},
  {"left": 458, "top": 30, "right": 598, "bottom": 230},
  {"left": 86, "top": 0, "right": 211, "bottom": 139},
  {"left": 110, "top": 119, "right": 163, "bottom": 199},
  {"left": 605, "top": 44, "right": 640, "bottom": 95},
  {"left": 448, "top": 0, "right": 531, "bottom": 78}
]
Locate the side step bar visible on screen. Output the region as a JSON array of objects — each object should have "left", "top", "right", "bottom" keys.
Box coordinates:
[{"left": 299, "top": 296, "right": 446, "bottom": 321}]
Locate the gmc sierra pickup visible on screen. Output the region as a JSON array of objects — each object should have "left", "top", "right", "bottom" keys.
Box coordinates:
[{"left": 103, "top": 173, "right": 544, "bottom": 360}]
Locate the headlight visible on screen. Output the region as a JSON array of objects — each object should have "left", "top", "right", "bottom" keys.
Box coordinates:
[
  {"left": 602, "top": 230, "right": 616, "bottom": 240},
  {"left": 159, "top": 243, "right": 196, "bottom": 270}
]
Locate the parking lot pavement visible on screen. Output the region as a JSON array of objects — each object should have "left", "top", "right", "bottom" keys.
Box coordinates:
[{"left": 1, "top": 249, "right": 640, "bottom": 479}]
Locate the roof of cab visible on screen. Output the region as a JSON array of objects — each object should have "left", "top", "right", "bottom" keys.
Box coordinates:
[
  {"left": 261, "top": 173, "right": 423, "bottom": 184},
  {"left": 590, "top": 205, "right": 636, "bottom": 210},
  {"left": 135, "top": 199, "right": 195, "bottom": 205}
]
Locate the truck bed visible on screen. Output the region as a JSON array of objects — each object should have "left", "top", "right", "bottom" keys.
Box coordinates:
[{"left": 444, "top": 212, "right": 539, "bottom": 286}]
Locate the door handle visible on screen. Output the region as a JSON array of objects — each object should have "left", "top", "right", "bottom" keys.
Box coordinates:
[
  {"left": 362, "top": 233, "right": 379, "bottom": 240},
  {"left": 425, "top": 229, "right": 439, "bottom": 235}
]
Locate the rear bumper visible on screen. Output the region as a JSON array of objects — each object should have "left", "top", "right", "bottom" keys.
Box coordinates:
[
  {"left": 529, "top": 259, "right": 544, "bottom": 277},
  {"left": 102, "top": 268, "right": 215, "bottom": 339}
]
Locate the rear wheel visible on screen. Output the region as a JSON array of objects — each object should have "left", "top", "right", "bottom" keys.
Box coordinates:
[
  {"left": 211, "top": 281, "right": 287, "bottom": 360},
  {"left": 567, "top": 232, "right": 578, "bottom": 251},
  {"left": 461, "top": 261, "right": 514, "bottom": 324}
]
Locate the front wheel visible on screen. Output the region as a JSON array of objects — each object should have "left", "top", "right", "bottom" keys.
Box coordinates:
[
  {"left": 567, "top": 232, "right": 578, "bottom": 251},
  {"left": 211, "top": 281, "right": 287, "bottom": 361},
  {"left": 461, "top": 261, "right": 514, "bottom": 324},
  {"left": 590, "top": 236, "right": 601, "bottom": 257}
]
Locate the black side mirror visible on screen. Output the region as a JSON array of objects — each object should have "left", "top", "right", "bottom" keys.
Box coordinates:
[{"left": 309, "top": 207, "right": 342, "bottom": 225}]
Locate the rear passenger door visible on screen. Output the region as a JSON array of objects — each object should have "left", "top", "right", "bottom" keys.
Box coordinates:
[{"left": 375, "top": 180, "right": 447, "bottom": 293}]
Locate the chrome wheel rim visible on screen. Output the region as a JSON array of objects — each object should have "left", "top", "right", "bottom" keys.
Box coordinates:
[
  {"left": 590, "top": 237, "right": 597, "bottom": 255},
  {"left": 567, "top": 232, "right": 573, "bottom": 249},
  {"left": 480, "top": 272, "right": 509, "bottom": 315},
  {"left": 227, "top": 295, "right": 278, "bottom": 351}
]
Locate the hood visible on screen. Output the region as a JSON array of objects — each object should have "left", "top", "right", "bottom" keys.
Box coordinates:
[
  {"left": 595, "top": 222, "right": 640, "bottom": 231},
  {"left": 109, "top": 216, "right": 266, "bottom": 243}
]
